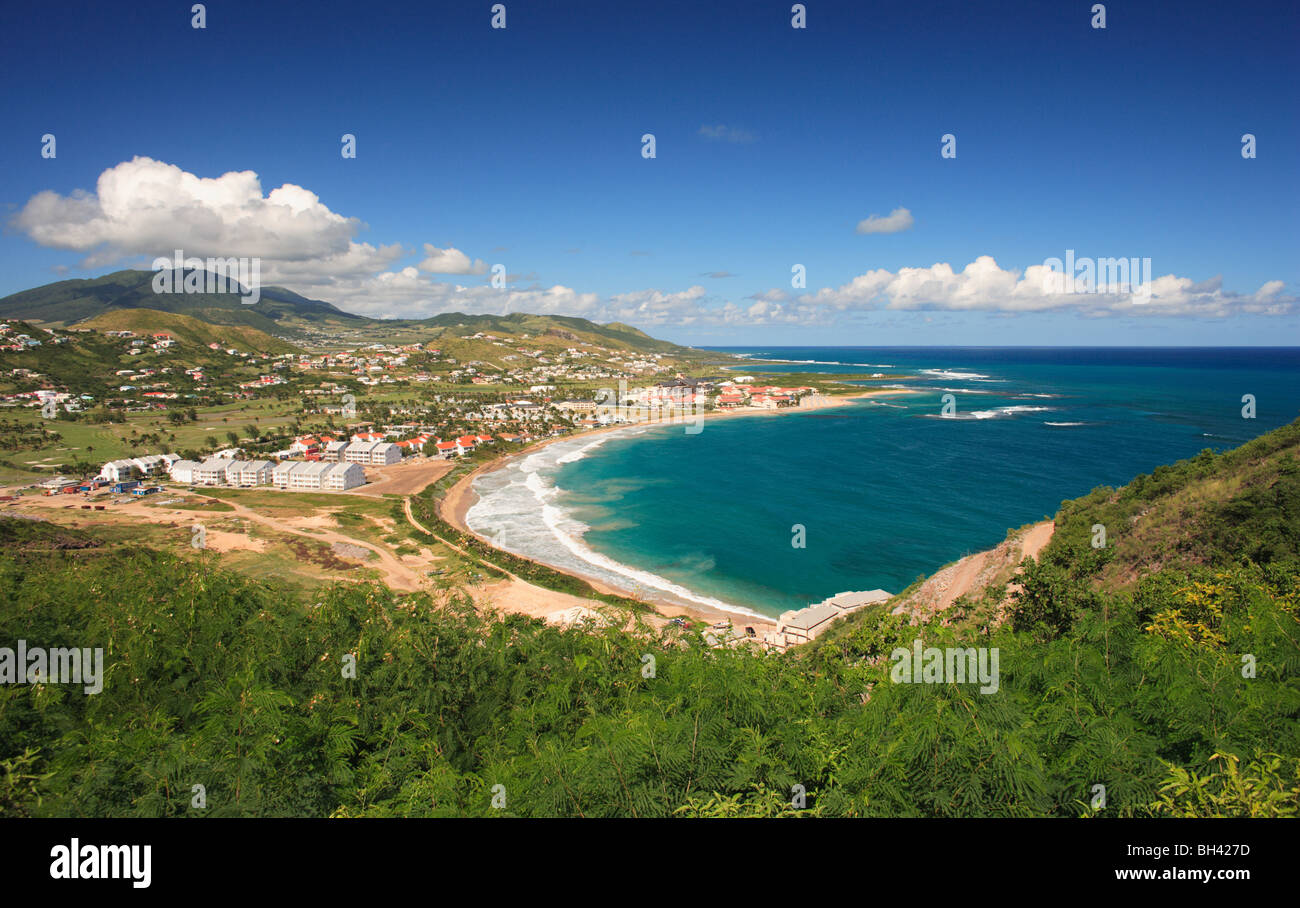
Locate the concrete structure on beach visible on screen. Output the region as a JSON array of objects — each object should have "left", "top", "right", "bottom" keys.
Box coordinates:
[{"left": 764, "top": 589, "right": 892, "bottom": 651}]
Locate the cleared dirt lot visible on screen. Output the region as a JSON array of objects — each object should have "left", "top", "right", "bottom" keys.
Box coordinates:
[{"left": 354, "top": 458, "right": 454, "bottom": 497}]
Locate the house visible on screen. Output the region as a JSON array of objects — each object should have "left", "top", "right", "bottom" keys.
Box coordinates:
[
  {"left": 323, "top": 440, "right": 350, "bottom": 462},
  {"left": 351, "top": 431, "right": 385, "bottom": 443},
  {"left": 434, "top": 441, "right": 460, "bottom": 459}
]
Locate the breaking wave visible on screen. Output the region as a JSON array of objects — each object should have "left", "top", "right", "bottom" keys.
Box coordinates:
[{"left": 464, "top": 430, "right": 766, "bottom": 621}]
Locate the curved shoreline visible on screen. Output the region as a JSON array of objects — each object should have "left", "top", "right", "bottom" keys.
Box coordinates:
[{"left": 438, "top": 388, "right": 917, "bottom": 628}]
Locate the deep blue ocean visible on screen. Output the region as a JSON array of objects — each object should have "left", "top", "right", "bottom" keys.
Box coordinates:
[{"left": 466, "top": 348, "right": 1300, "bottom": 619}]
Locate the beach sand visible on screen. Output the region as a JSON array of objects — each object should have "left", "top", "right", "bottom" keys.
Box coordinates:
[{"left": 437, "top": 388, "right": 917, "bottom": 631}]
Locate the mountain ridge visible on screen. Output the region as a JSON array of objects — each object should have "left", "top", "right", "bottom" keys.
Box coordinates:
[{"left": 0, "top": 269, "right": 694, "bottom": 354}]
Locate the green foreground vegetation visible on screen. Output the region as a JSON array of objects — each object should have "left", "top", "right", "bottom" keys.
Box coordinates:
[{"left": 1, "top": 423, "right": 1298, "bottom": 817}]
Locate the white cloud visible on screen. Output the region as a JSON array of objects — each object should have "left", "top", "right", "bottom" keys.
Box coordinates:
[
  {"left": 856, "top": 207, "right": 915, "bottom": 235},
  {"left": 11, "top": 158, "right": 1292, "bottom": 327},
  {"left": 418, "top": 244, "right": 488, "bottom": 275},
  {"left": 14, "top": 156, "right": 358, "bottom": 262},
  {"left": 782, "top": 256, "right": 1294, "bottom": 318}
]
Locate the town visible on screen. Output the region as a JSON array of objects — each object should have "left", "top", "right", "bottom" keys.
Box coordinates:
[{"left": 0, "top": 316, "right": 831, "bottom": 494}]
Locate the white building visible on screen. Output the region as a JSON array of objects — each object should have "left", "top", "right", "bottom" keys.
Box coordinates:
[
  {"left": 168, "top": 460, "right": 202, "bottom": 484},
  {"left": 270, "top": 460, "right": 366, "bottom": 491},
  {"left": 194, "top": 458, "right": 233, "bottom": 486},
  {"left": 323, "top": 461, "right": 365, "bottom": 490},
  {"left": 271, "top": 461, "right": 298, "bottom": 489},
  {"left": 323, "top": 440, "right": 350, "bottom": 462},
  {"left": 343, "top": 441, "right": 401, "bottom": 466},
  {"left": 131, "top": 453, "right": 179, "bottom": 476},
  {"left": 100, "top": 459, "right": 138, "bottom": 482},
  {"left": 764, "top": 589, "right": 893, "bottom": 652},
  {"left": 232, "top": 460, "right": 274, "bottom": 486},
  {"left": 369, "top": 442, "right": 400, "bottom": 465}
]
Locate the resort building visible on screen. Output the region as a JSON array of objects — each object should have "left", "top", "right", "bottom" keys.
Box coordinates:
[
  {"left": 323, "top": 462, "right": 365, "bottom": 490},
  {"left": 168, "top": 460, "right": 202, "bottom": 485},
  {"left": 131, "top": 453, "right": 179, "bottom": 475},
  {"left": 342, "top": 440, "right": 401, "bottom": 465},
  {"left": 193, "top": 458, "right": 234, "bottom": 486},
  {"left": 271, "top": 460, "right": 365, "bottom": 491},
  {"left": 231, "top": 460, "right": 275, "bottom": 487},
  {"left": 271, "top": 461, "right": 298, "bottom": 489},
  {"left": 100, "top": 459, "right": 138, "bottom": 482}
]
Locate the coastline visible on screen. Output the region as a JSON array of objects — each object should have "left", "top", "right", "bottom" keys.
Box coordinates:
[{"left": 437, "top": 387, "right": 917, "bottom": 630}]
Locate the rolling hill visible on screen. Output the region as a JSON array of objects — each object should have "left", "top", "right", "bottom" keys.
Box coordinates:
[
  {"left": 0, "top": 270, "right": 703, "bottom": 356},
  {"left": 78, "top": 309, "right": 301, "bottom": 356},
  {"left": 0, "top": 270, "right": 366, "bottom": 339}
]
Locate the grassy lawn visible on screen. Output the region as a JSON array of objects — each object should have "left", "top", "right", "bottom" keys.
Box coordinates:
[
  {"left": 1, "top": 395, "right": 306, "bottom": 467},
  {"left": 196, "top": 486, "right": 393, "bottom": 519}
]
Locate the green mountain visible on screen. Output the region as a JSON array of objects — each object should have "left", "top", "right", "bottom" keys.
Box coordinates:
[
  {"left": 0, "top": 270, "right": 366, "bottom": 338},
  {"left": 0, "top": 271, "right": 700, "bottom": 356},
  {"left": 415, "top": 312, "right": 689, "bottom": 354}
]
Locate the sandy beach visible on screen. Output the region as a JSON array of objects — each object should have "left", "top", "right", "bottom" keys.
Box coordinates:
[{"left": 437, "top": 387, "right": 917, "bottom": 631}]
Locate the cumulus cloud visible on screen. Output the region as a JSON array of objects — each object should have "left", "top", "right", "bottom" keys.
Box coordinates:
[
  {"left": 698, "top": 124, "right": 756, "bottom": 143},
  {"left": 14, "top": 156, "right": 359, "bottom": 262},
  {"left": 11, "top": 158, "right": 1291, "bottom": 326},
  {"left": 856, "top": 207, "right": 915, "bottom": 235},
  {"left": 418, "top": 244, "right": 488, "bottom": 275},
  {"left": 782, "top": 255, "right": 1295, "bottom": 318}
]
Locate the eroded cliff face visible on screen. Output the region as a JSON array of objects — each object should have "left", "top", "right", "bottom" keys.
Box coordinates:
[{"left": 889, "top": 521, "right": 1055, "bottom": 626}]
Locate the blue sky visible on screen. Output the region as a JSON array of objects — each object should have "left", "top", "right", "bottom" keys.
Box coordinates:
[{"left": 1, "top": 0, "right": 1296, "bottom": 345}]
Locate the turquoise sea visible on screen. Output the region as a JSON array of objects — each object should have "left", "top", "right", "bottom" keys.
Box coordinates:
[{"left": 465, "top": 348, "right": 1300, "bottom": 619}]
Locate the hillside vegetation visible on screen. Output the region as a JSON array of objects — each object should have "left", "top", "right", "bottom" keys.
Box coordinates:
[
  {"left": 1, "top": 423, "right": 1297, "bottom": 817},
  {"left": 0, "top": 270, "right": 705, "bottom": 358},
  {"left": 0, "top": 270, "right": 362, "bottom": 338},
  {"left": 79, "top": 309, "right": 300, "bottom": 356}
]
